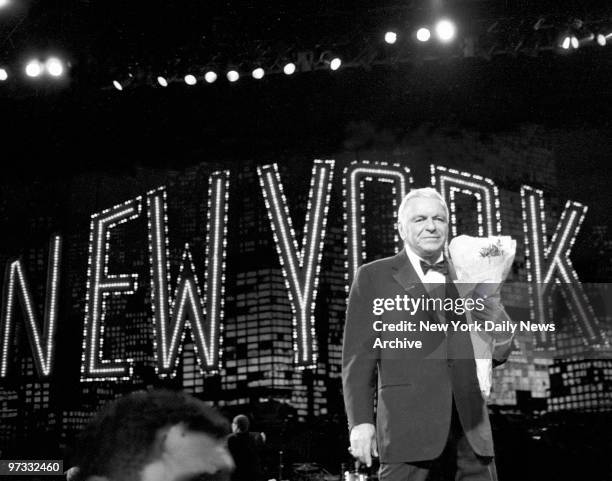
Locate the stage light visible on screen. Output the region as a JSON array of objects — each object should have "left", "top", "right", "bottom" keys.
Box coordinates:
[
  {"left": 319, "top": 51, "right": 342, "bottom": 71},
  {"left": 184, "top": 74, "right": 197, "bottom": 85},
  {"left": 252, "top": 67, "right": 265, "bottom": 79},
  {"left": 595, "top": 32, "right": 612, "bottom": 47},
  {"left": 0, "top": 0, "right": 9, "bottom": 9},
  {"left": 435, "top": 19, "right": 456, "bottom": 42},
  {"left": 560, "top": 33, "right": 579, "bottom": 50},
  {"left": 226, "top": 70, "right": 239, "bottom": 82},
  {"left": 283, "top": 62, "right": 296, "bottom": 75},
  {"left": 45, "top": 57, "right": 64, "bottom": 77},
  {"left": 205, "top": 71, "right": 217, "bottom": 83},
  {"left": 0, "top": 68, "right": 7, "bottom": 81},
  {"left": 571, "top": 35, "right": 579, "bottom": 49},
  {"left": 416, "top": 27, "right": 431, "bottom": 42},
  {"left": 25, "top": 59, "right": 42, "bottom": 78},
  {"left": 157, "top": 76, "right": 168, "bottom": 87},
  {"left": 561, "top": 36, "right": 571, "bottom": 50},
  {"left": 384, "top": 31, "right": 398, "bottom": 44},
  {"left": 111, "top": 73, "right": 132, "bottom": 91}
]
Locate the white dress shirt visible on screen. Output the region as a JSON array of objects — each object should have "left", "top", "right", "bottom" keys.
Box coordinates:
[
  {"left": 406, "top": 244, "right": 495, "bottom": 397},
  {"left": 404, "top": 245, "right": 446, "bottom": 285}
]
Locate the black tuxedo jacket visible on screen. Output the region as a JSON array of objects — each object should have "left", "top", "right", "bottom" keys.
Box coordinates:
[{"left": 342, "top": 249, "right": 512, "bottom": 463}]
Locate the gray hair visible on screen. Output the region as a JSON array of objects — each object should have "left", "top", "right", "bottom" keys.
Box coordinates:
[{"left": 397, "top": 187, "right": 449, "bottom": 227}]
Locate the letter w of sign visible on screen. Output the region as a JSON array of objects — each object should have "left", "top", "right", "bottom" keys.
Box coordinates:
[{"left": 147, "top": 173, "right": 229, "bottom": 377}]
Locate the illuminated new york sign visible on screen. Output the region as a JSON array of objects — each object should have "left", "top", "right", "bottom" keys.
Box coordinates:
[{"left": 0, "top": 160, "right": 605, "bottom": 380}]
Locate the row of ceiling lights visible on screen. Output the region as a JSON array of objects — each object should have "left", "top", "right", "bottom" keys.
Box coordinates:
[
  {"left": 384, "top": 19, "right": 458, "bottom": 45},
  {"left": 1, "top": 19, "right": 454, "bottom": 89},
  {"left": 1, "top": 13, "right": 610, "bottom": 90},
  {"left": 560, "top": 32, "right": 612, "bottom": 50},
  {"left": 0, "top": 1, "right": 68, "bottom": 82},
  {"left": 111, "top": 21, "right": 458, "bottom": 90},
  {"left": 0, "top": 57, "right": 66, "bottom": 83},
  {"left": 113, "top": 56, "right": 343, "bottom": 90}
]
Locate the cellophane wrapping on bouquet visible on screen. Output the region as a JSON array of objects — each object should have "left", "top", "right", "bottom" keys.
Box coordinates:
[{"left": 448, "top": 235, "right": 516, "bottom": 398}]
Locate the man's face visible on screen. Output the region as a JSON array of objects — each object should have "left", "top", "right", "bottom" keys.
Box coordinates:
[
  {"left": 399, "top": 197, "right": 448, "bottom": 260},
  {"left": 140, "top": 424, "right": 234, "bottom": 481}
]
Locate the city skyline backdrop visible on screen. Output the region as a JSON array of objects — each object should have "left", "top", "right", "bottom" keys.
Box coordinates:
[{"left": 0, "top": 138, "right": 611, "bottom": 465}]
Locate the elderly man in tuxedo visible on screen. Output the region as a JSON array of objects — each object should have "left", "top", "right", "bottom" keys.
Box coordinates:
[{"left": 342, "top": 187, "right": 513, "bottom": 481}]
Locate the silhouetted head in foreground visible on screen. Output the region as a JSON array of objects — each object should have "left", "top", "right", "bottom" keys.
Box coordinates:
[{"left": 71, "top": 389, "right": 234, "bottom": 481}]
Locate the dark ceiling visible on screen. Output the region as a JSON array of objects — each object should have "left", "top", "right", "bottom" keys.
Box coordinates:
[{"left": 1, "top": 0, "right": 611, "bottom": 181}]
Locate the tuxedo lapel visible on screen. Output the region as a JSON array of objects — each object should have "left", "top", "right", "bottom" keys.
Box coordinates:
[
  {"left": 447, "top": 257, "right": 458, "bottom": 282},
  {"left": 446, "top": 258, "right": 462, "bottom": 302},
  {"left": 391, "top": 249, "right": 425, "bottom": 294},
  {"left": 390, "top": 249, "right": 441, "bottom": 325}
]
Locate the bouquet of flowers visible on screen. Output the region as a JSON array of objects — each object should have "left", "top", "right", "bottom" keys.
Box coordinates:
[
  {"left": 449, "top": 235, "right": 516, "bottom": 293},
  {"left": 448, "top": 235, "right": 516, "bottom": 398}
]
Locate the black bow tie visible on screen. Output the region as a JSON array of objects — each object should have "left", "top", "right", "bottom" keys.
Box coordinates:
[{"left": 420, "top": 259, "right": 448, "bottom": 276}]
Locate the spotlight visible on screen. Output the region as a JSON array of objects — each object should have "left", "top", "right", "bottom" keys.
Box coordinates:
[
  {"left": 0, "top": 68, "right": 7, "bottom": 81},
  {"left": 205, "top": 71, "right": 217, "bottom": 83},
  {"left": 252, "top": 67, "right": 265, "bottom": 80},
  {"left": 594, "top": 27, "right": 612, "bottom": 47},
  {"left": 227, "top": 70, "right": 239, "bottom": 82},
  {"left": 559, "top": 20, "right": 594, "bottom": 50},
  {"left": 111, "top": 73, "right": 132, "bottom": 91},
  {"left": 384, "top": 31, "right": 398, "bottom": 44},
  {"left": 574, "top": 32, "right": 595, "bottom": 48},
  {"left": 283, "top": 62, "right": 296, "bottom": 75},
  {"left": 560, "top": 34, "right": 579, "bottom": 50},
  {"left": 45, "top": 57, "right": 64, "bottom": 77},
  {"left": 0, "top": 0, "right": 10, "bottom": 9},
  {"left": 571, "top": 35, "right": 579, "bottom": 49},
  {"left": 157, "top": 76, "right": 168, "bottom": 87},
  {"left": 184, "top": 74, "right": 197, "bottom": 85},
  {"left": 595, "top": 31, "right": 612, "bottom": 47},
  {"left": 435, "top": 19, "right": 456, "bottom": 42},
  {"left": 416, "top": 27, "right": 431, "bottom": 42},
  {"left": 319, "top": 51, "right": 342, "bottom": 71},
  {"left": 561, "top": 36, "right": 571, "bottom": 50},
  {"left": 25, "top": 59, "right": 44, "bottom": 78},
  {"left": 329, "top": 57, "right": 342, "bottom": 71}
]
